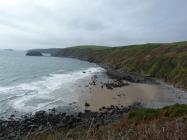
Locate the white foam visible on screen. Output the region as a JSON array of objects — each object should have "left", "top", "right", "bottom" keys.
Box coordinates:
[{"left": 0, "top": 67, "right": 104, "bottom": 113}]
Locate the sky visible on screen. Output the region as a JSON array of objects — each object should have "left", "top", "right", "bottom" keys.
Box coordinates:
[{"left": 0, "top": 0, "right": 187, "bottom": 50}]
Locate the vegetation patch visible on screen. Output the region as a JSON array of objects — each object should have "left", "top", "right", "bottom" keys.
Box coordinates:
[{"left": 128, "top": 104, "right": 187, "bottom": 122}]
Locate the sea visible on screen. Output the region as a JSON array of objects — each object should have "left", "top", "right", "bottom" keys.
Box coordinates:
[{"left": 0, "top": 50, "right": 103, "bottom": 117}]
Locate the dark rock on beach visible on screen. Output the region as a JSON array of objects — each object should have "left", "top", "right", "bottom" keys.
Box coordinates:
[
  {"left": 106, "top": 68, "right": 151, "bottom": 83},
  {"left": 85, "top": 102, "right": 90, "bottom": 107},
  {"left": 89, "top": 75, "right": 98, "bottom": 86},
  {"left": 104, "top": 80, "right": 129, "bottom": 90}
]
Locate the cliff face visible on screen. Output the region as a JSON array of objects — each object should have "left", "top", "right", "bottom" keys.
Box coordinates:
[{"left": 27, "top": 42, "right": 187, "bottom": 89}]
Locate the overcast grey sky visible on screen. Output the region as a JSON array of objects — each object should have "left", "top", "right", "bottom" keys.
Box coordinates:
[{"left": 0, "top": 0, "right": 187, "bottom": 49}]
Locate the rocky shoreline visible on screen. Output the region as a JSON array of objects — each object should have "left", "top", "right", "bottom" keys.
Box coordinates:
[
  {"left": 25, "top": 50, "right": 157, "bottom": 85},
  {"left": 0, "top": 69, "right": 148, "bottom": 140},
  {"left": 0, "top": 103, "right": 142, "bottom": 140},
  {"left": 105, "top": 67, "right": 154, "bottom": 84}
]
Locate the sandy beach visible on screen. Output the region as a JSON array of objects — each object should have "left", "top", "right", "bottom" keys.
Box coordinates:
[{"left": 76, "top": 73, "right": 187, "bottom": 112}]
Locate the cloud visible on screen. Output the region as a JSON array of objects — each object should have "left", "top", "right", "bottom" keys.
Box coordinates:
[{"left": 0, "top": 0, "right": 186, "bottom": 49}]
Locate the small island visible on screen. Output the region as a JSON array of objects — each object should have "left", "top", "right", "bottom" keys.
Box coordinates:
[
  {"left": 4, "top": 49, "right": 14, "bottom": 51},
  {"left": 26, "top": 51, "right": 43, "bottom": 56}
]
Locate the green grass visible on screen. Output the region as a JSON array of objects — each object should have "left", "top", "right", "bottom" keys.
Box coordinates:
[
  {"left": 128, "top": 108, "right": 159, "bottom": 122},
  {"left": 128, "top": 104, "right": 187, "bottom": 122},
  {"left": 160, "top": 104, "right": 187, "bottom": 118},
  {"left": 55, "top": 41, "right": 187, "bottom": 89}
]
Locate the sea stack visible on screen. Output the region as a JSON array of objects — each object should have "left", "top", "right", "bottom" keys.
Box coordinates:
[{"left": 26, "top": 51, "right": 43, "bottom": 56}]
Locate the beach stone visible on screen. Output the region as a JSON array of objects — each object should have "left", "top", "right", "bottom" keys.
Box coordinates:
[
  {"left": 85, "top": 110, "right": 91, "bottom": 113},
  {"left": 34, "top": 111, "right": 46, "bottom": 118},
  {"left": 0, "top": 103, "right": 143, "bottom": 139},
  {"left": 85, "top": 102, "right": 90, "bottom": 107}
]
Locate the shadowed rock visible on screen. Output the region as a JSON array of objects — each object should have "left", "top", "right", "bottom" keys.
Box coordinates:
[{"left": 26, "top": 51, "right": 43, "bottom": 56}]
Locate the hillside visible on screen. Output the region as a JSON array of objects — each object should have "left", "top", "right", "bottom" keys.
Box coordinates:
[{"left": 51, "top": 41, "right": 187, "bottom": 89}]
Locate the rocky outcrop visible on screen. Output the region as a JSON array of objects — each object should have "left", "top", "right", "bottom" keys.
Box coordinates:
[
  {"left": 26, "top": 51, "right": 43, "bottom": 56},
  {"left": 0, "top": 103, "right": 142, "bottom": 140},
  {"left": 104, "top": 80, "right": 129, "bottom": 90},
  {"left": 106, "top": 68, "right": 153, "bottom": 83}
]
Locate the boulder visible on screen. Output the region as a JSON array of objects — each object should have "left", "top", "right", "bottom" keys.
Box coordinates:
[{"left": 85, "top": 102, "right": 90, "bottom": 107}]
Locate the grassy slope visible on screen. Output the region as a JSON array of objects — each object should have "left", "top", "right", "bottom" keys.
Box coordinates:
[
  {"left": 27, "top": 104, "right": 187, "bottom": 140},
  {"left": 55, "top": 41, "right": 187, "bottom": 89}
]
